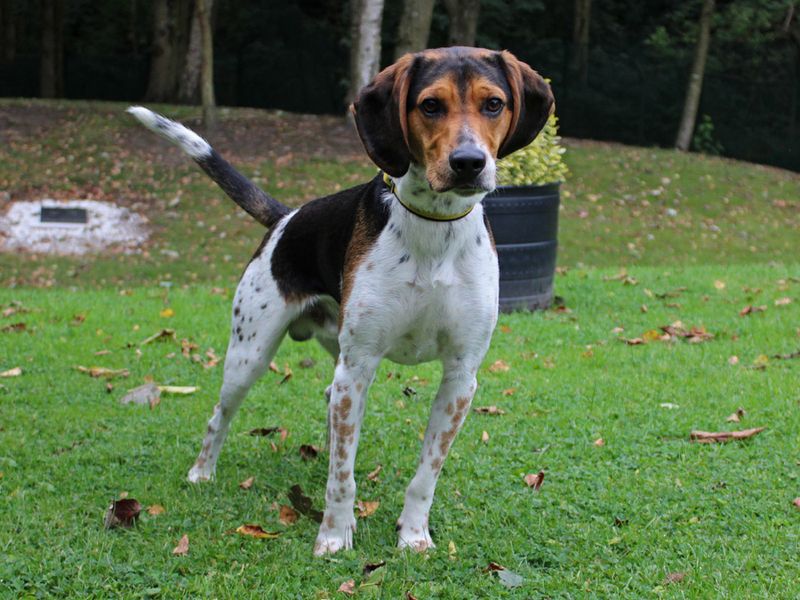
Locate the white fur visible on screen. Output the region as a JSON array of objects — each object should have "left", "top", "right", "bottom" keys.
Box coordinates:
[{"left": 126, "top": 106, "right": 211, "bottom": 159}]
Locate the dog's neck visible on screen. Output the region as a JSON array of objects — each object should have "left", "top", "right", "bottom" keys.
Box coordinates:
[{"left": 389, "top": 164, "right": 489, "bottom": 221}]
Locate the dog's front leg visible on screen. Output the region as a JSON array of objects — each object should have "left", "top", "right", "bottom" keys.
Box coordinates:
[
  {"left": 313, "top": 354, "right": 379, "bottom": 556},
  {"left": 397, "top": 362, "right": 478, "bottom": 551}
]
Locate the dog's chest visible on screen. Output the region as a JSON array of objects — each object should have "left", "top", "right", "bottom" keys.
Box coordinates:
[{"left": 343, "top": 207, "right": 498, "bottom": 364}]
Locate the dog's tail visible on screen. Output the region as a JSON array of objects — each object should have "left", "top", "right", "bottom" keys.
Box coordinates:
[{"left": 126, "top": 106, "right": 289, "bottom": 229}]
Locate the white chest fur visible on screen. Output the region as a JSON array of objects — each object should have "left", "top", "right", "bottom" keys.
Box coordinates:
[{"left": 341, "top": 195, "right": 499, "bottom": 366}]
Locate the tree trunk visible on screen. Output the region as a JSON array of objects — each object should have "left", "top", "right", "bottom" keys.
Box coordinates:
[
  {"left": 1, "top": 0, "right": 17, "bottom": 63},
  {"left": 346, "top": 0, "right": 385, "bottom": 108},
  {"left": 198, "top": 0, "right": 215, "bottom": 129},
  {"left": 39, "top": 0, "right": 63, "bottom": 98},
  {"left": 394, "top": 0, "right": 435, "bottom": 59},
  {"left": 178, "top": 0, "right": 202, "bottom": 103},
  {"left": 442, "top": 0, "right": 480, "bottom": 47},
  {"left": 675, "top": 0, "right": 715, "bottom": 151},
  {"left": 570, "top": 0, "right": 591, "bottom": 85},
  {"left": 145, "top": 0, "right": 180, "bottom": 101}
]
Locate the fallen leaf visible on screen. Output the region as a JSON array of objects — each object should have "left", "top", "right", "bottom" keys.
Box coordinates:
[
  {"left": 95, "top": 349, "right": 111, "bottom": 356},
  {"left": 714, "top": 280, "right": 726, "bottom": 290},
  {"left": 728, "top": 355, "right": 739, "bottom": 365},
  {"left": 203, "top": 348, "right": 220, "bottom": 369},
  {"left": 338, "top": 580, "right": 356, "bottom": 595},
  {"left": 448, "top": 540, "right": 457, "bottom": 559},
  {"left": 160, "top": 308, "right": 175, "bottom": 318},
  {"left": 660, "top": 403, "right": 680, "bottom": 409},
  {"left": 725, "top": 408, "right": 746, "bottom": 423},
  {"left": 248, "top": 427, "right": 280, "bottom": 437},
  {"left": 287, "top": 484, "right": 323, "bottom": 522},
  {"left": 120, "top": 383, "right": 161, "bottom": 408},
  {"left": 357, "top": 500, "right": 380, "bottom": 518},
  {"left": 157, "top": 385, "right": 198, "bottom": 395},
  {"left": 501, "top": 388, "right": 516, "bottom": 396},
  {"left": 594, "top": 437, "right": 605, "bottom": 446},
  {"left": 773, "top": 350, "right": 800, "bottom": 360},
  {"left": 363, "top": 561, "right": 386, "bottom": 576},
  {"left": 488, "top": 359, "right": 510, "bottom": 373},
  {"left": 474, "top": 405, "right": 506, "bottom": 415},
  {"left": 481, "top": 430, "right": 490, "bottom": 443},
  {"left": 299, "top": 357, "right": 316, "bottom": 368},
  {"left": 524, "top": 470, "right": 545, "bottom": 490},
  {"left": 623, "top": 337, "right": 645, "bottom": 345},
  {"left": 1, "top": 322, "right": 26, "bottom": 333},
  {"left": 76, "top": 366, "right": 129, "bottom": 379},
  {"left": 71, "top": 314, "right": 86, "bottom": 325},
  {"left": 140, "top": 328, "right": 176, "bottom": 345},
  {"left": 268, "top": 361, "right": 280, "bottom": 374},
  {"left": 690, "top": 427, "right": 765, "bottom": 443},
  {"left": 104, "top": 498, "right": 141, "bottom": 529},
  {"left": 279, "top": 427, "right": 289, "bottom": 442},
  {"left": 775, "top": 297, "right": 792, "bottom": 306},
  {"left": 793, "top": 498, "right": 800, "bottom": 509},
  {"left": 739, "top": 304, "right": 766, "bottom": 317},
  {"left": 643, "top": 329, "right": 662, "bottom": 342},
  {"left": 279, "top": 505, "right": 299, "bottom": 525},
  {"left": 147, "top": 504, "right": 165, "bottom": 516},
  {"left": 299, "top": 444, "right": 320, "bottom": 460},
  {"left": 236, "top": 524, "right": 280, "bottom": 539},
  {"left": 367, "top": 464, "right": 382, "bottom": 481},
  {"left": 180, "top": 339, "right": 198, "bottom": 357},
  {"left": 0, "top": 367, "right": 22, "bottom": 377},
  {"left": 663, "top": 572, "right": 686, "bottom": 585},
  {"left": 487, "top": 561, "right": 506, "bottom": 571},
  {"left": 279, "top": 364, "right": 293, "bottom": 385},
  {"left": 172, "top": 534, "right": 189, "bottom": 555},
  {"left": 239, "top": 476, "right": 255, "bottom": 490}
]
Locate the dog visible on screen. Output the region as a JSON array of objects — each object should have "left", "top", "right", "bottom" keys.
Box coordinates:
[{"left": 128, "top": 46, "right": 553, "bottom": 555}]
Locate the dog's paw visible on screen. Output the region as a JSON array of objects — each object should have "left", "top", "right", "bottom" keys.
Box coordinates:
[
  {"left": 313, "top": 513, "right": 356, "bottom": 556},
  {"left": 187, "top": 464, "right": 214, "bottom": 484},
  {"left": 397, "top": 521, "right": 435, "bottom": 552}
]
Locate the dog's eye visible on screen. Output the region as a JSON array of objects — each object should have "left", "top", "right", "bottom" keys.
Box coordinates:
[
  {"left": 420, "top": 98, "right": 442, "bottom": 116},
  {"left": 484, "top": 97, "right": 505, "bottom": 114}
]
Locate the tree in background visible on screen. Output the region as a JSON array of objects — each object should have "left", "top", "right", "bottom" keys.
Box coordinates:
[
  {"left": 346, "top": 0, "right": 384, "bottom": 108},
  {"left": 675, "top": 0, "right": 715, "bottom": 151},
  {"left": 442, "top": 0, "right": 480, "bottom": 46},
  {"left": 0, "top": 0, "right": 17, "bottom": 63},
  {"left": 39, "top": 0, "right": 64, "bottom": 98},
  {"left": 570, "top": 0, "right": 591, "bottom": 85},
  {"left": 394, "top": 0, "right": 435, "bottom": 59},
  {"left": 197, "top": 0, "right": 215, "bottom": 128},
  {"left": 178, "top": 0, "right": 202, "bottom": 104}
]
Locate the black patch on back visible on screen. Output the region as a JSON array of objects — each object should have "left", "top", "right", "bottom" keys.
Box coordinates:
[{"left": 270, "top": 174, "right": 390, "bottom": 303}]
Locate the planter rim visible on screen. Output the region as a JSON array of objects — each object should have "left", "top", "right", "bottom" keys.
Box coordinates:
[{"left": 489, "top": 181, "right": 562, "bottom": 195}]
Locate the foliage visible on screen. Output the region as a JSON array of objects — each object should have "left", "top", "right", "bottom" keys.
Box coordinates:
[
  {"left": 692, "top": 114, "right": 724, "bottom": 155},
  {"left": 496, "top": 113, "right": 568, "bottom": 186}
]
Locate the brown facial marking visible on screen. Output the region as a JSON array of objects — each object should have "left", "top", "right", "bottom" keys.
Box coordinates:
[{"left": 407, "top": 69, "right": 512, "bottom": 192}]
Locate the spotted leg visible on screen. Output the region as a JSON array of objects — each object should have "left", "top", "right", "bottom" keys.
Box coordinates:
[
  {"left": 313, "top": 354, "right": 380, "bottom": 555},
  {"left": 396, "top": 362, "right": 479, "bottom": 550},
  {"left": 187, "top": 264, "right": 300, "bottom": 483}
]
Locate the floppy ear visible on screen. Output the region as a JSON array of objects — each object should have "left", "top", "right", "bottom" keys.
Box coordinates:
[
  {"left": 351, "top": 54, "right": 416, "bottom": 177},
  {"left": 497, "top": 51, "right": 555, "bottom": 159}
]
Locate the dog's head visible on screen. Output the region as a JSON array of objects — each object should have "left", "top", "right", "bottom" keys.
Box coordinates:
[{"left": 352, "top": 47, "right": 554, "bottom": 194}]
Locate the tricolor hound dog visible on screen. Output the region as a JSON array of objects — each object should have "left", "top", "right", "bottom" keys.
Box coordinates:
[{"left": 128, "top": 46, "right": 553, "bottom": 556}]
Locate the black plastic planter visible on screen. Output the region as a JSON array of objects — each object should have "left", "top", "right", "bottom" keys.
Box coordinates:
[{"left": 482, "top": 182, "right": 560, "bottom": 312}]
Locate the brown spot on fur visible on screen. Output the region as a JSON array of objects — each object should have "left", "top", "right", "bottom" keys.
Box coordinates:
[
  {"left": 431, "top": 457, "right": 443, "bottom": 473},
  {"left": 337, "top": 470, "right": 351, "bottom": 482},
  {"left": 325, "top": 515, "right": 336, "bottom": 529},
  {"left": 444, "top": 402, "right": 455, "bottom": 416},
  {"left": 341, "top": 204, "right": 382, "bottom": 309},
  {"left": 356, "top": 382, "right": 363, "bottom": 392}
]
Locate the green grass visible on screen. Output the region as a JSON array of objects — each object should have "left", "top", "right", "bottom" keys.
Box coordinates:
[
  {"left": 2, "top": 264, "right": 799, "bottom": 597},
  {"left": 1, "top": 100, "right": 799, "bottom": 597}
]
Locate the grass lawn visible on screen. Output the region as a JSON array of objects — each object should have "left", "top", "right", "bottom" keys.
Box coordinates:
[{"left": 1, "top": 100, "right": 799, "bottom": 597}]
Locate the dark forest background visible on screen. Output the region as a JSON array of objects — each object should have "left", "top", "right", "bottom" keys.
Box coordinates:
[{"left": 0, "top": 0, "right": 798, "bottom": 172}]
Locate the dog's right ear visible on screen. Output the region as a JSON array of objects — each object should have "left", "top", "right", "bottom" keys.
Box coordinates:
[{"left": 351, "top": 54, "right": 416, "bottom": 178}]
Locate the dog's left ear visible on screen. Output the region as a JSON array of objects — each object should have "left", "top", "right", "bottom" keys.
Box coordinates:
[
  {"left": 497, "top": 51, "right": 555, "bottom": 159},
  {"left": 351, "top": 54, "right": 416, "bottom": 178}
]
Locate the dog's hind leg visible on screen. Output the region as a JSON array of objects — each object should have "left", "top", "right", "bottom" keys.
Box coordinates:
[{"left": 187, "top": 248, "right": 302, "bottom": 483}]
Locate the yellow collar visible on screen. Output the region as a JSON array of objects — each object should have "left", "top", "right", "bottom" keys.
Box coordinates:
[{"left": 383, "top": 172, "right": 474, "bottom": 222}]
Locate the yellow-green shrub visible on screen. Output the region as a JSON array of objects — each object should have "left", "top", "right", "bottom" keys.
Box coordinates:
[{"left": 496, "top": 113, "right": 568, "bottom": 186}]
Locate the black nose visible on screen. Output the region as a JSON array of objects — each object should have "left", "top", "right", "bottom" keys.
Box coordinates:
[{"left": 449, "top": 146, "right": 486, "bottom": 178}]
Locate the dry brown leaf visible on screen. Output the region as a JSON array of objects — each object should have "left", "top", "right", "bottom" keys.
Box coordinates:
[
  {"left": 299, "top": 357, "right": 316, "bottom": 368},
  {"left": 147, "top": 504, "right": 165, "bottom": 516},
  {"left": 203, "top": 348, "right": 220, "bottom": 369},
  {"left": 663, "top": 572, "right": 686, "bottom": 585},
  {"left": 501, "top": 388, "right": 516, "bottom": 396},
  {"left": 247, "top": 427, "right": 280, "bottom": 437},
  {"left": 775, "top": 297, "right": 792, "bottom": 306},
  {"left": 0, "top": 367, "right": 22, "bottom": 378},
  {"left": 268, "top": 361, "right": 280, "bottom": 373},
  {"left": 288, "top": 484, "right": 324, "bottom": 522},
  {"left": 338, "top": 579, "right": 356, "bottom": 595},
  {"left": 725, "top": 408, "right": 746, "bottom": 423},
  {"left": 367, "top": 464, "right": 383, "bottom": 481},
  {"left": 739, "top": 304, "right": 766, "bottom": 317},
  {"left": 140, "top": 328, "right": 175, "bottom": 345},
  {"left": 623, "top": 337, "right": 645, "bottom": 345},
  {"left": 793, "top": 498, "right": 800, "bottom": 509},
  {"left": 172, "top": 534, "right": 189, "bottom": 555},
  {"left": 279, "top": 364, "right": 293, "bottom": 385},
  {"left": 474, "top": 405, "right": 506, "bottom": 415},
  {"left": 160, "top": 308, "right": 174, "bottom": 318},
  {"left": 690, "top": 427, "right": 765, "bottom": 443},
  {"left": 279, "top": 505, "right": 299, "bottom": 525},
  {"left": 524, "top": 471, "right": 545, "bottom": 491},
  {"left": 104, "top": 498, "right": 141, "bottom": 529},
  {"left": 357, "top": 500, "right": 380, "bottom": 518},
  {"left": 76, "top": 366, "right": 129, "bottom": 379},
  {"left": 1, "top": 322, "right": 26, "bottom": 333},
  {"left": 299, "top": 444, "right": 320, "bottom": 460},
  {"left": 481, "top": 430, "right": 490, "bottom": 443},
  {"left": 239, "top": 476, "right": 255, "bottom": 490},
  {"left": 594, "top": 438, "right": 605, "bottom": 447},
  {"left": 728, "top": 355, "right": 739, "bottom": 365},
  {"left": 488, "top": 359, "right": 510, "bottom": 373},
  {"left": 236, "top": 524, "right": 280, "bottom": 539}
]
